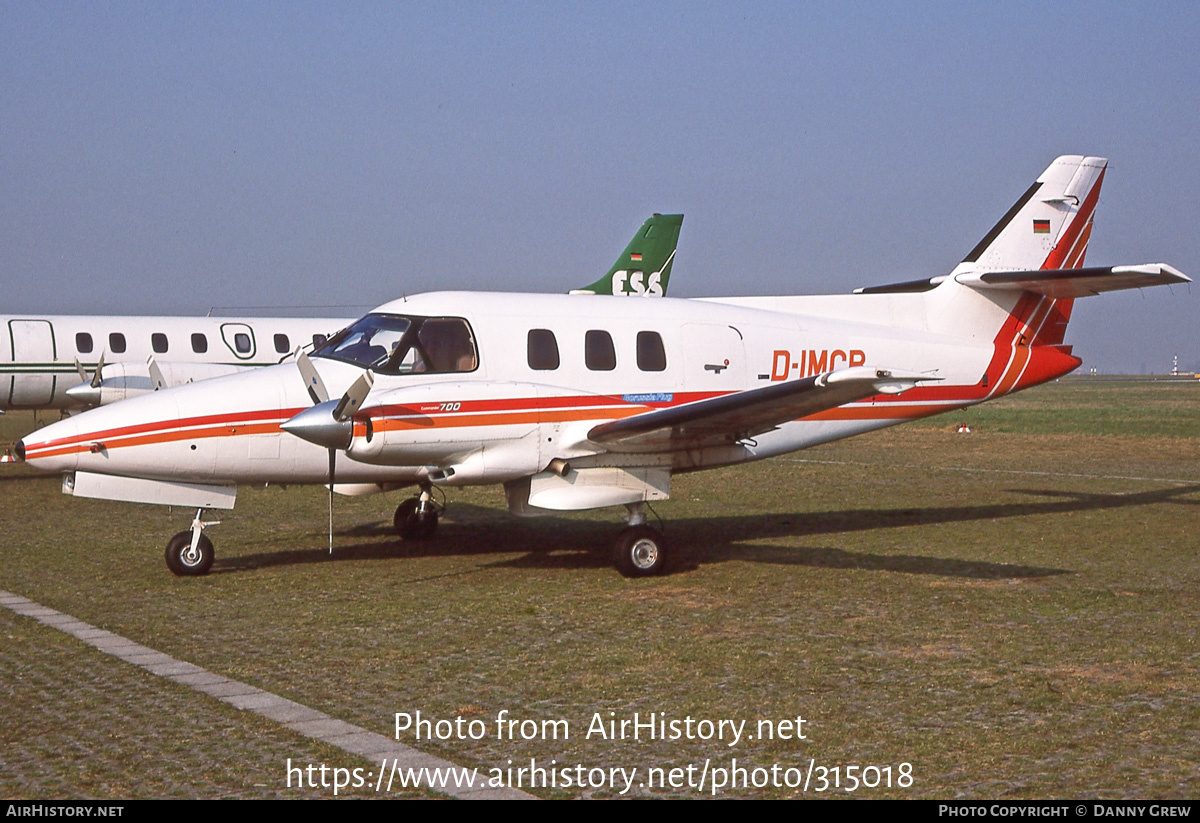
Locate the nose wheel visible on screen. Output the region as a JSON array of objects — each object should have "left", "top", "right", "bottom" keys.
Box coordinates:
[
  {"left": 165, "top": 531, "right": 215, "bottom": 576},
  {"left": 164, "top": 508, "right": 218, "bottom": 576}
]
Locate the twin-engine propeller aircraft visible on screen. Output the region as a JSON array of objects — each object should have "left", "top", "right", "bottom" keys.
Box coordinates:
[
  {"left": 17, "top": 157, "right": 1188, "bottom": 577},
  {"left": 1, "top": 214, "right": 682, "bottom": 412}
]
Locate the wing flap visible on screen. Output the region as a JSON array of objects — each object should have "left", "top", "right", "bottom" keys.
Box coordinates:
[
  {"left": 588, "top": 366, "right": 935, "bottom": 453},
  {"left": 955, "top": 264, "right": 1189, "bottom": 298}
]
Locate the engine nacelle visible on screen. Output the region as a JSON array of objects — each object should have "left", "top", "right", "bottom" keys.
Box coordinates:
[
  {"left": 66, "top": 362, "right": 248, "bottom": 406},
  {"left": 344, "top": 380, "right": 605, "bottom": 484}
]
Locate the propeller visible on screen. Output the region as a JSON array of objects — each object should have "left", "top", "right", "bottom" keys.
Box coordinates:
[
  {"left": 280, "top": 353, "right": 375, "bottom": 552},
  {"left": 66, "top": 352, "right": 106, "bottom": 406}
]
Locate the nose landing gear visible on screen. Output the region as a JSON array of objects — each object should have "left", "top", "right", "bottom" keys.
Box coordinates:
[{"left": 164, "top": 508, "right": 219, "bottom": 576}]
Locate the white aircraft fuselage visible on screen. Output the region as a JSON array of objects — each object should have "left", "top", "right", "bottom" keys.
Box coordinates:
[
  {"left": 15, "top": 284, "right": 1079, "bottom": 486},
  {"left": 14, "top": 156, "right": 1190, "bottom": 577}
]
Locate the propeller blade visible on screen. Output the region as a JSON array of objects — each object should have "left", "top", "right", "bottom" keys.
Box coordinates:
[
  {"left": 297, "top": 351, "right": 329, "bottom": 404},
  {"left": 90, "top": 352, "right": 106, "bottom": 389},
  {"left": 328, "top": 447, "right": 336, "bottom": 554},
  {"left": 147, "top": 356, "right": 166, "bottom": 391},
  {"left": 332, "top": 370, "right": 374, "bottom": 422},
  {"left": 74, "top": 358, "right": 89, "bottom": 384}
]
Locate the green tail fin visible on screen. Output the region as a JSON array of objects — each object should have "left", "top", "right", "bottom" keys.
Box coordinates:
[{"left": 572, "top": 213, "right": 683, "bottom": 296}]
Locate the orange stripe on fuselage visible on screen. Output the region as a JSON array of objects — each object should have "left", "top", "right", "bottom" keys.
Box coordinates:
[
  {"left": 367, "top": 406, "right": 645, "bottom": 434},
  {"left": 25, "top": 407, "right": 304, "bottom": 455},
  {"left": 25, "top": 419, "right": 295, "bottom": 460},
  {"left": 24, "top": 395, "right": 723, "bottom": 460}
]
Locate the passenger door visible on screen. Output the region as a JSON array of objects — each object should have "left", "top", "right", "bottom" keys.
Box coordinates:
[{"left": 8, "top": 320, "right": 57, "bottom": 407}]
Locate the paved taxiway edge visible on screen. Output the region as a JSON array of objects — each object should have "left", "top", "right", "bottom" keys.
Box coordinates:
[{"left": 0, "top": 589, "right": 534, "bottom": 800}]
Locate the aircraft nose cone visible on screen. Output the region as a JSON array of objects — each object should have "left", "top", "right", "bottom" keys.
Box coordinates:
[
  {"left": 65, "top": 382, "right": 101, "bottom": 406},
  {"left": 280, "top": 400, "right": 353, "bottom": 450},
  {"left": 14, "top": 439, "right": 26, "bottom": 461}
]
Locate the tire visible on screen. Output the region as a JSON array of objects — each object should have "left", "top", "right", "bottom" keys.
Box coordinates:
[
  {"left": 394, "top": 498, "right": 438, "bottom": 540},
  {"left": 613, "top": 525, "right": 667, "bottom": 577},
  {"left": 165, "top": 530, "right": 214, "bottom": 576}
]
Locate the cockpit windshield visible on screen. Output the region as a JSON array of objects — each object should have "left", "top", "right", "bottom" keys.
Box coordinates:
[{"left": 312, "top": 313, "right": 478, "bottom": 375}]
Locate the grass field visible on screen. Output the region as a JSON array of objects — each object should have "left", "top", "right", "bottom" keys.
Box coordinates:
[{"left": 2, "top": 378, "right": 1198, "bottom": 798}]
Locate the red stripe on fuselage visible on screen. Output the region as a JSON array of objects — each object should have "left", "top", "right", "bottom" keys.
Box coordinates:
[{"left": 1042, "top": 166, "right": 1103, "bottom": 270}]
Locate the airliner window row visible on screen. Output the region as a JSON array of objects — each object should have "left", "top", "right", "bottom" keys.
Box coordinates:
[
  {"left": 73, "top": 331, "right": 328, "bottom": 356},
  {"left": 527, "top": 329, "right": 667, "bottom": 372}
]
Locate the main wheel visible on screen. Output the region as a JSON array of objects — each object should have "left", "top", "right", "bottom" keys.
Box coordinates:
[
  {"left": 394, "top": 498, "right": 438, "bottom": 540},
  {"left": 165, "top": 530, "right": 214, "bottom": 576},
  {"left": 613, "top": 525, "right": 667, "bottom": 577}
]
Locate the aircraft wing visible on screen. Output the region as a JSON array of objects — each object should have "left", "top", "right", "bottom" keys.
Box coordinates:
[
  {"left": 588, "top": 366, "right": 935, "bottom": 453},
  {"left": 955, "top": 264, "right": 1190, "bottom": 298}
]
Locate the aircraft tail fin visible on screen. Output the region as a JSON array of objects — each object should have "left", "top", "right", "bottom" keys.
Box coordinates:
[
  {"left": 846, "top": 156, "right": 1185, "bottom": 395},
  {"left": 855, "top": 156, "right": 1107, "bottom": 296},
  {"left": 571, "top": 213, "right": 683, "bottom": 297},
  {"left": 956, "top": 155, "right": 1106, "bottom": 274}
]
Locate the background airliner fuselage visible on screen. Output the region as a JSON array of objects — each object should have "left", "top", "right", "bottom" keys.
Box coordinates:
[{"left": 1, "top": 315, "right": 345, "bottom": 410}]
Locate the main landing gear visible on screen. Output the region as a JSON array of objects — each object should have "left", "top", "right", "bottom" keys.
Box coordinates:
[
  {"left": 393, "top": 483, "right": 443, "bottom": 541},
  {"left": 613, "top": 503, "right": 667, "bottom": 578},
  {"left": 160, "top": 494, "right": 668, "bottom": 578},
  {"left": 164, "top": 508, "right": 219, "bottom": 576}
]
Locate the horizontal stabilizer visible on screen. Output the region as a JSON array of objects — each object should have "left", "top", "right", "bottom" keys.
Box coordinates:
[
  {"left": 853, "top": 277, "right": 943, "bottom": 295},
  {"left": 589, "top": 366, "right": 937, "bottom": 453},
  {"left": 955, "top": 264, "right": 1190, "bottom": 298}
]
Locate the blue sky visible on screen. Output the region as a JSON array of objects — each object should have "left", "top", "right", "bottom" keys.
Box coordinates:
[{"left": 3, "top": 1, "right": 1197, "bottom": 372}]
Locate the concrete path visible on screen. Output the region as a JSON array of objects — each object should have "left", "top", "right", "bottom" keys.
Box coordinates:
[{"left": 0, "top": 589, "right": 534, "bottom": 800}]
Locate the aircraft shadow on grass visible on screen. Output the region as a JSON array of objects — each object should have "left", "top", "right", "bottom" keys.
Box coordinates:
[{"left": 210, "top": 483, "right": 1200, "bottom": 580}]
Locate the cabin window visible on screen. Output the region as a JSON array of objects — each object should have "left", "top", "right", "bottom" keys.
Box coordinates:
[
  {"left": 191, "top": 333, "right": 208, "bottom": 353},
  {"left": 234, "top": 333, "right": 252, "bottom": 354},
  {"left": 636, "top": 331, "right": 667, "bottom": 371},
  {"left": 417, "top": 318, "right": 477, "bottom": 372},
  {"left": 151, "top": 333, "right": 168, "bottom": 354},
  {"left": 109, "top": 333, "right": 127, "bottom": 354},
  {"left": 527, "top": 329, "right": 560, "bottom": 370},
  {"left": 585, "top": 330, "right": 616, "bottom": 371},
  {"left": 76, "top": 333, "right": 93, "bottom": 354},
  {"left": 274, "top": 333, "right": 290, "bottom": 354}
]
